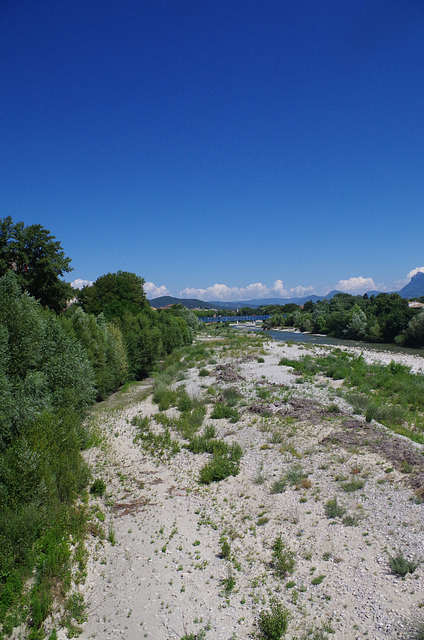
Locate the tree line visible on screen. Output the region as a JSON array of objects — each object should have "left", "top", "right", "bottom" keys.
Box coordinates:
[
  {"left": 0, "top": 217, "right": 198, "bottom": 632},
  {"left": 262, "top": 293, "right": 424, "bottom": 347}
]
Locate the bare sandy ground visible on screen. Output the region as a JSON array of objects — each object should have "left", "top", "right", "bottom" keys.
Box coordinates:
[{"left": 56, "top": 337, "right": 424, "bottom": 640}]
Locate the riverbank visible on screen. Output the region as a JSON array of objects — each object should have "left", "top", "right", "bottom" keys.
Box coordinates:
[{"left": 54, "top": 332, "right": 424, "bottom": 640}]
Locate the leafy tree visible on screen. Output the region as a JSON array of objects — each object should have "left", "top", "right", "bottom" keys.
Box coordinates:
[
  {"left": 0, "top": 216, "right": 73, "bottom": 312},
  {"left": 115, "top": 311, "right": 162, "bottom": 380},
  {"left": 399, "top": 311, "right": 424, "bottom": 347},
  {"left": 64, "top": 306, "right": 128, "bottom": 399},
  {"left": 169, "top": 303, "right": 200, "bottom": 334},
  {"left": 77, "top": 271, "right": 149, "bottom": 318},
  {"left": 0, "top": 271, "right": 96, "bottom": 446},
  {"left": 157, "top": 310, "right": 191, "bottom": 353},
  {"left": 344, "top": 305, "right": 367, "bottom": 340}
]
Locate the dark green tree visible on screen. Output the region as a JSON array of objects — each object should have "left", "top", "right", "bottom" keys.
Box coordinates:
[
  {"left": 77, "top": 271, "right": 149, "bottom": 318},
  {"left": 0, "top": 216, "right": 73, "bottom": 312}
]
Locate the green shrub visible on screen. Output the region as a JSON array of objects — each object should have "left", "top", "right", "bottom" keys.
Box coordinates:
[
  {"left": 152, "top": 385, "right": 178, "bottom": 411},
  {"left": 177, "top": 388, "right": 193, "bottom": 412},
  {"left": 221, "top": 387, "right": 241, "bottom": 407},
  {"left": 271, "top": 535, "right": 295, "bottom": 578},
  {"left": 210, "top": 403, "right": 239, "bottom": 423},
  {"left": 90, "top": 479, "right": 106, "bottom": 497},
  {"left": 222, "top": 574, "right": 236, "bottom": 594},
  {"left": 341, "top": 479, "right": 365, "bottom": 492},
  {"left": 389, "top": 551, "right": 420, "bottom": 577},
  {"left": 256, "top": 600, "right": 290, "bottom": 639},
  {"left": 220, "top": 536, "right": 231, "bottom": 559},
  {"left": 198, "top": 452, "right": 241, "bottom": 484},
  {"left": 324, "top": 498, "right": 346, "bottom": 519}
]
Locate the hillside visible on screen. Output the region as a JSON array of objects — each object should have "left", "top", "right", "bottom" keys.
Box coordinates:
[
  {"left": 399, "top": 272, "right": 424, "bottom": 298},
  {"left": 149, "top": 296, "right": 218, "bottom": 310}
]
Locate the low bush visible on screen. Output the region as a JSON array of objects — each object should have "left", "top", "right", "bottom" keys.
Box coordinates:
[
  {"left": 210, "top": 403, "right": 239, "bottom": 423},
  {"left": 389, "top": 551, "right": 420, "bottom": 577},
  {"left": 324, "top": 498, "right": 346, "bottom": 519},
  {"left": 341, "top": 479, "right": 365, "bottom": 492},
  {"left": 90, "top": 479, "right": 106, "bottom": 497},
  {"left": 271, "top": 535, "right": 295, "bottom": 578},
  {"left": 198, "top": 444, "right": 242, "bottom": 484},
  {"left": 256, "top": 599, "right": 290, "bottom": 639}
]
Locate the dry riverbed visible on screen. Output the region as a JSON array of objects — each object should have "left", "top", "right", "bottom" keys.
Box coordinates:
[{"left": 61, "top": 335, "right": 424, "bottom": 640}]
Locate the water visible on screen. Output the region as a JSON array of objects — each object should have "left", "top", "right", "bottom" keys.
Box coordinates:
[{"left": 233, "top": 325, "right": 424, "bottom": 357}]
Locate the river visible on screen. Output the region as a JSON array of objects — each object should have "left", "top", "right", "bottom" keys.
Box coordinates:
[{"left": 233, "top": 325, "right": 424, "bottom": 357}]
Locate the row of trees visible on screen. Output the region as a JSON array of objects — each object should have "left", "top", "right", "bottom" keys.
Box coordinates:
[
  {"left": 264, "top": 293, "right": 424, "bottom": 347},
  {"left": 0, "top": 218, "right": 198, "bottom": 630}
]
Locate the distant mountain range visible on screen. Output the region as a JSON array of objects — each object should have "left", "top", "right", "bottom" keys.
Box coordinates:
[{"left": 149, "top": 272, "right": 424, "bottom": 310}]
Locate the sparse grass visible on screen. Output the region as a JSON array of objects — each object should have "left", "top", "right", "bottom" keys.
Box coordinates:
[
  {"left": 270, "top": 477, "right": 287, "bottom": 494},
  {"left": 132, "top": 415, "right": 181, "bottom": 459},
  {"left": 280, "top": 349, "right": 424, "bottom": 441}
]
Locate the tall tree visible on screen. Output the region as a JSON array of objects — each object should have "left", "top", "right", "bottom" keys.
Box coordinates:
[
  {"left": 77, "top": 271, "right": 149, "bottom": 319},
  {"left": 0, "top": 216, "right": 73, "bottom": 312}
]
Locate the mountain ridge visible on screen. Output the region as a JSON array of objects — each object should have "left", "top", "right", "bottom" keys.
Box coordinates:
[{"left": 149, "top": 273, "right": 424, "bottom": 309}]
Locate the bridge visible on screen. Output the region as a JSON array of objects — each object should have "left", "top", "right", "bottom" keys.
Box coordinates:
[{"left": 198, "top": 315, "right": 271, "bottom": 323}]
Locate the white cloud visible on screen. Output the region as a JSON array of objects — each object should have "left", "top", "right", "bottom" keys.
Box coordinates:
[
  {"left": 334, "top": 276, "right": 376, "bottom": 293},
  {"left": 407, "top": 266, "right": 424, "bottom": 279},
  {"left": 180, "top": 280, "right": 316, "bottom": 301},
  {"left": 144, "top": 281, "right": 171, "bottom": 299},
  {"left": 71, "top": 278, "right": 93, "bottom": 289}
]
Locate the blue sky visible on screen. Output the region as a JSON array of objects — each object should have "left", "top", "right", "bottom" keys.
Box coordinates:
[{"left": 2, "top": 1, "right": 424, "bottom": 300}]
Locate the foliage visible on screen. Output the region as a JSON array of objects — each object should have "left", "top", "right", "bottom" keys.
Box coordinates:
[
  {"left": 64, "top": 307, "right": 128, "bottom": 399},
  {"left": 90, "top": 479, "right": 106, "bottom": 497},
  {"left": 77, "top": 271, "right": 148, "bottom": 318},
  {"left": 278, "top": 348, "right": 424, "bottom": 440},
  {"left": 198, "top": 440, "right": 243, "bottom": 484},
  {"left": 266, "top": 291, "right": 418, "bottom": 345},
  {"left": 210, "top": 402, "right": 239, "bottom": 422},
  {"left": 256, "top": 600, "right": 290, "bottom": 639},
  {"left": 389, "top": 551, "right": 420, "bottom": 577},
  {"left": 271, "top": 535, "right": 295, "bottom": 578},
  {"left": 116, "top": 310, "right": 163, "bottom": 379},
  {"left": 0, "top": 216, "right": 73, "bottom": 312},
  {"left": 324, "top": 498, "right": 346, "bottom": 519},
  {"left": 399, "top": 310, "right": 424, "bottom": 347},
  {"left": 0, "top": 272, "right": 96, "bottom": 447}
]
